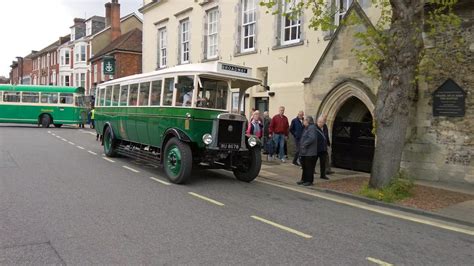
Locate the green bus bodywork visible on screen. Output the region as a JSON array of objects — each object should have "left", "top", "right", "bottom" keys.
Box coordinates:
[{"left": 0, "top": 85, "right": 87, "bottom": 126}]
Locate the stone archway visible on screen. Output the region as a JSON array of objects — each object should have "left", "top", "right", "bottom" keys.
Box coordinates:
[{"left": 317, "top": 80, "right": 376, "bottom": 172}]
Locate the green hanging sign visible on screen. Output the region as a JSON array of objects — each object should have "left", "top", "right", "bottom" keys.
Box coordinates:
[{"left": 103, "top": 56, "right": 116, "bottom": 75}]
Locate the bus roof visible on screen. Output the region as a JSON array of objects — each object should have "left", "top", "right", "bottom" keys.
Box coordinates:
[
  {"left": 0, "top": 85, "right": 85, "bottom": 94},
  {"left": 99, "top": 62, "right": 261, "bottom": 88}
]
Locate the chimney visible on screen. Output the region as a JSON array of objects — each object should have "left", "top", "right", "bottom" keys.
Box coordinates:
[
  {"left": 110, "top": 0, "right": 121, "bottom": 41},
  {"left": 105, "top": 2, "right": 111, "bottom": 27}
]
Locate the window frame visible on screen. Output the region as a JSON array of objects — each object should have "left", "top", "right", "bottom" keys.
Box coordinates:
[
  {"left": 335, "top": 0, "right": 353, "bottom": 26},
  {"left": 158, "top": 27, "right": 167, "bottom": 68},
  {"left": 280, "top": 0, "right": 302, "bottom": 45},
  {"left": 241, "top": 0, "right": 257, "bottom": 53},
  {"left": 180, "top": 19, "right": 190, "bottom": 64},
  {"left": 206, "top": 8, "right": 219, "bottom": 59}
]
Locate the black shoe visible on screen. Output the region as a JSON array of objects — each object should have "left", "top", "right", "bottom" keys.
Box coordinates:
[
  {"left": 292, "top": 162, "right": 301, "bottom": 166},
  {"left": 326, "top": 171, "right": 335, "bottom": 175},
  {"left": 302, "top": 182, "right": 313, "bottom": 186},
  {"left": 297, "top": 180, "right": 305, "bottom": 185},
  {"left": 320, "top": 176, "right": 329, "bottom": 180}
]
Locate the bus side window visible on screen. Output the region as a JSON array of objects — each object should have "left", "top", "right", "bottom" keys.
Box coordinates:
[
  {"left": 105, "top": 86, "right": 112, "bottom": 106},
  {"left": 139, "top": 82, "right": 150, "bottom": 106},
  {"left": 175, "top": 75, "right": 194, "bottom": 107},
  {"left": 22, "top": 92, "right": 40, "bottom": 103},
  {"left": 3, "top": 92, "right": 21, "bottom": 102},
  {"left": 150, "top": 80, "right": 162, "bottom": 106},
  {"left": 99, "top": 88, "right": 105, "bottom": 106},
  {"left": 128, "top": 84, "right": 139, "bottom": 106},
  {"left": 163, "top": 78, "right": 174, "bottom": 106},
  {"left": 59, "top": 93, "right": 73, "bottom": 104},
  {"left": 0, "top": 91, "right": 3, "bottom": 102},
  {"left": 119, "top": 85, "right": 128, "bottom": 106},
  {"left": 112, "top": 85, "right": 120, "bottom": 106}
]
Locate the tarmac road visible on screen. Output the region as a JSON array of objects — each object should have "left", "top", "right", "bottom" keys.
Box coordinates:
[{"left": 0, "top": 124, "right": 473, "bottom": 265}]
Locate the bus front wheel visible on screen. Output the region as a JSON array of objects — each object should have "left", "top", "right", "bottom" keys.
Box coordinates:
[
  {"left": 103, "top": 126, "right": 118, "bottom": 157},
  {"left": 40, "top": 115, "right": 51, "bottom": 128},
  {"left": 233, "top": 148, "right": 262, "bottom": 182},
  {"left": 163, "top": 138, "right": 192, "bottom": 184}
]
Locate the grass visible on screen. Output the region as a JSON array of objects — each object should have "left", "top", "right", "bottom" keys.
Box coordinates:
[{"left": 359, "top": 172, "right": 415, "bottom": 203}]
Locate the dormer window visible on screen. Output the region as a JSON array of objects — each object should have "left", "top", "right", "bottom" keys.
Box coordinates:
[
  {"left": 86, "top": 21, "right": 92, "bottom": 36},
  {"left": 71, "top": 28, "right": 76, "bottom": 41}
]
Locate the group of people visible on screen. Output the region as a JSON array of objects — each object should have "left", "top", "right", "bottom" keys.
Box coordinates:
[{"left": 246, "top": 106, "right": 332, "bottom": 187}]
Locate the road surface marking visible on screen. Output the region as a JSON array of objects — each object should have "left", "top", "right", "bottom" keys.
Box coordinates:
[
  {"left": 51, "top": 133, "right": 56, "bottom": 136},
  {"left": 188, "top": 192, "right": 224, "bottom": 206},
  {"left": 62, "top": 139, "right": 68, "bottom": 142},
  {"left": 102, "top": 157, "right": 115, "bottom": 163},
  {"left": 68, "top": 141, "right": 75, "bottom": 145},
  {"left": 366, "top": 257, "right": 393, "bottom": 266},
  {"left": 256, "top": 179, "right": 474, "bottom": 236},
  {"left": 56, "top": 136, "right": 61, "bottom": 138},
  {"left": 251, "top": 215, "right": 313, "bottom": 239},
  {"left": 76, "top": 146, "right": 85, "bottom": 150},
  {"left": 47, "top": 131, "right": 51, "bottom": 133},
  {"left": 80, "top": 129, "right": 97, "bottom": 136},
  {"left": 150, "top": 177, "right": 171, "bottom": 185},
  {"left": 87, "top": 151, "right": 97, "bottom": 155},
  {"left": 123, "top": 165, "right": 140, "bottom": 173}
]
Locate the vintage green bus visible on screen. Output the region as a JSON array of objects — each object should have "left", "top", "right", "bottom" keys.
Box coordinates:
[
  {"left": 0, "top": 85, "right": 87, "bottom": 127},
  {"left": 95, "top": 62, "right": 262, "bottom": 184}
]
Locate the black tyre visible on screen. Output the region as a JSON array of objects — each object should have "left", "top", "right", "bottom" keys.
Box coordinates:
[
  {"left": 163, "top": 138, "right": 193, "bottom": 184},
  {"left": 40, "top": 115, "right": 51, "bottom": 128},
  {"left": 103, "top": 126, "right": 118, "bottom": 157},
  {"left": 233, "top": 147, "right": 262, "bottom": 182},
  {"left": 54, "top": 124, "right": 63, "bottom": 128}
]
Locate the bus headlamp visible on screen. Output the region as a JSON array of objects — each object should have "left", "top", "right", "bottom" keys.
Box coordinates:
[
  {"left": 202, "top": 134, "right": 213, "bottom": 145},
  {"left": 248, "top": 136, "right": 258, "bottom": 147}
]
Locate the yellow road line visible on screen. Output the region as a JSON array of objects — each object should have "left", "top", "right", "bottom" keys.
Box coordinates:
[
  {"left": 366, "top": 257, "right": 393, "bottom": 266},
  {"left": 188, "top": 192, "right": 224, "bottom": 206},
  {"left": 251, "top": 215, "right": 312, "bottom": 239},
  {"left": 150, "top": 177, "right": 171, "bottom": 185},
  {"left": 122, "top": 165, "right": 140, "bottom": 173},
  {"left": 102, "top": 157, "right": 115, "bottom": 163},
  {"left": 256, "top": 180, "right": 474, "bottom": 236},
  {"left": 87, "top": 150, "right": 97, "bottom": 155},
  {"left": 76, "top": 146, "right": 85, "bottom": 150}
]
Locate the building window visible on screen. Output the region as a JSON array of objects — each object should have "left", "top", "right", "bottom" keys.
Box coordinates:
[
  {"left": 80, "top": 73, "right": 86, "bottom": 88},
  {"left": 65, "top": 75, "right": 70, "bottom": 86},
  {"left": 81, "top": 45, "right": 86, "bottom": 61},
  {"left": 71, "top": 28, "right": 76, "bottom": 41},
  {"left": 241, "top": 0, "right": 256, "bottom": 52},
  {"left": 180, "top": 20, "right": 190, "bottom": 64},
  {"left": 335, "top": 0, "right": 353, "bottom": 25},
  {"left": 158, "top": 28, "right": 167, "bottom": 68},
  {"left": 93, "top": 64, "right": 98, "bottom": 83},
  {"left": 281, "top": 0, "right": 301, "bottom": 45},
  {"left": 65, "top": 50, "right": 70, "bottom": 65},
  {"left": 206, "top": 9, "right": 219, "bottom": 59},
  {"left": 86, "top": 21, "right": 92, "bottom": 36}
]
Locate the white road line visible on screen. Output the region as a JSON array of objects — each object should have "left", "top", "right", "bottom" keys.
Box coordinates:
[
  {"left": 68, "top": 141, "right": 75, "bottom": 145},
  {"left": 47, "top": 131, "right": 51, "bottom": 133},
  {"left": 102, "top": 157, "right": 115, "bottom": 163},
  {"left": 87, "top": 150, "right": 97, "bottom": 155},
  {"left": 150, "top": 177, "right": 171, "bottom": 185},
  {"left": 51, "top": 133, "right": 56, "bottom": 136},
  {"left": 251, "top": 215, "right": 313, "bottom": 239},
  {"left": 56, "top": 136, "right": 61, "bottom": 138},
  {"left": 62, "top": 139, "right": 68, "bottom": 142},
  {"left": 188, "top": 192, "right": 225, "bottom": 206},
  {"left": 122, "top": 165, "right": 140, "bottom": 173},
  {"left": 76, "top": 146, "right": 85, "bottom": 150},
  {"left": 256, "top": 179, "right": 474, "bottom": 236},
  {"left": 366, "top": 257, "right": 393, "bottom": 266}
]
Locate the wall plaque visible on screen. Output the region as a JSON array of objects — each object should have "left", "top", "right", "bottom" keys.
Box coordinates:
[{"left": 433, "top": 79, "right": 466, "bottom": 117}]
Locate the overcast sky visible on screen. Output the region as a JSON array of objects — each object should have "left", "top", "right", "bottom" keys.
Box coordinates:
[{"left": 0, "top": 0, "right": 142, "bottom": 78}]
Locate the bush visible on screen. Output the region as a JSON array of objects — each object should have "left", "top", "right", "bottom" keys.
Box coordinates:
[{"left": 360, "top": 171, "right": 414, "bottom": 203}]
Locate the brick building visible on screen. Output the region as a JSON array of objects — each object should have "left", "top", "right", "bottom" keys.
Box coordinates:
[
  {"left": 9, "top": 51, "right": 37, "bottom": 85},
  {"left": 30, "top": 36, "right": 70, "bottom": 86}
]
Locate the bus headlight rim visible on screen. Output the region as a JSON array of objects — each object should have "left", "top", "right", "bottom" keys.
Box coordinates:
[
  {"left": 202, "top": 133, "right": 213, "bottom": 145},
  {"left": 248, "top": 136, "right": 258, "bottom": 147}
]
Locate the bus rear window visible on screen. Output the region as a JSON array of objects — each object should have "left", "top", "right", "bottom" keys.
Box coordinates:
[
  {"left": 60, "top": 93, "right": 74, "bottom": 104},
  {"left": 128, "top": 84, "right": 139, "bottom": 106},
  {"left": 41, "top": 93, "right": 58, "bottom": 104},
  {"left": 150, "top": 80, "right": 162, "bottom": 106},
  {"left": 22, "top": 92, "right": 39, "bottom": 103},
  {"left": 3, "top": 92, "right": 21, "bottom": 102}
]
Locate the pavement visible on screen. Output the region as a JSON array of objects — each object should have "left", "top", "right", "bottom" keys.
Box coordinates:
[
  {"left": 0, "top": 124, "right": 473, "bottom": 264},
  {"left": 258, "top": 155, "right": 474, "bottom": 226}
]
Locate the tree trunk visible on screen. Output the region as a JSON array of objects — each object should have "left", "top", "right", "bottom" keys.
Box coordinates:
[{"left": 369, "top": 1, "right": 424, "bottom": 189}]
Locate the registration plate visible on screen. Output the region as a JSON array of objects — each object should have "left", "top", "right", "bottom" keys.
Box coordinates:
[{"left": 219, "top": 143, "right": 240, "bottom": 150}]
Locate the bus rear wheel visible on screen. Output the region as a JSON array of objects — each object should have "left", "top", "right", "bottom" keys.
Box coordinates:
[
  {"left": 40, "top": 115, "right": 51, "bottom": 128},
  {"left": 163, "top": 138, "right": 192, "bottom": 184},
  {"left": 233, "top": 148, "right": 262, "bottom": 182},
  {"left": 54, "top": 124, "right": 63, "bottom": 128},
  {"left": 103, "top": 126, "right": 118, "bottom": 157}
]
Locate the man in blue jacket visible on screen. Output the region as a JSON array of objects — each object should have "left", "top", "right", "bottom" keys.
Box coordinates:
[{"left": 290, "top": 111, "right": 305, "bottom": 166}]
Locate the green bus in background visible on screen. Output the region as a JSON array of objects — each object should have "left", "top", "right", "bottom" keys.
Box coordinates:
[
  {"left": 95, "top": 62, "right": 262, "bottom": 184},
  {"left": 0, "top": 85, "right": 87, "bottom": 128}
]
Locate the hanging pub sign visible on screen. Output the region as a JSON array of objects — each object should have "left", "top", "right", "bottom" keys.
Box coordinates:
[
  {"left": 433, "top": 79, "right": 466, "bottom": 117},
  {"left": 103, "top": 56, "right": 116, "bottom": 75}
]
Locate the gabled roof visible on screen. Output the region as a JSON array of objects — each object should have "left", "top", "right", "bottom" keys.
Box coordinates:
[
  {"left": 90, "top": 28, "right": 142, "bottom": 62},
  {"left": 303, "top": 2, "right": 375, "bottom": 84}
]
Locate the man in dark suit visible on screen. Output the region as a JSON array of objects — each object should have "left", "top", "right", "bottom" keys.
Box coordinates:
[
  {"left": 290, "top": 111, "right": 305, "bottom": 166},
  {"left": 316, "top": 117, "right": 330, "bottom": 180},
  {"left": 297, "top": 116, "right": 318, "bottom": 186}
]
